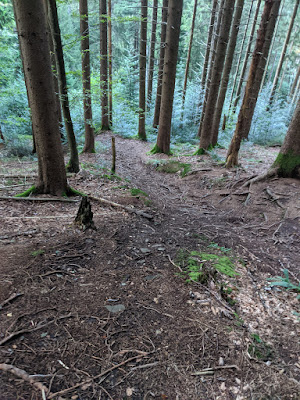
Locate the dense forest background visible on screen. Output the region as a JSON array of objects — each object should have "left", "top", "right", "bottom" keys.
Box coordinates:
[{"left": 0, "top": 0, "right": 299, "bottom": 158}]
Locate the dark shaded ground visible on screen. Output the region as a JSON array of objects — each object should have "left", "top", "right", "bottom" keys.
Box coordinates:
[{"left": 0, "top": 133, "right": 299, "bottom": 399}]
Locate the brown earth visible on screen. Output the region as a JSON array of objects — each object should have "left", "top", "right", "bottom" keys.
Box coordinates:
[{"left": 0, "top": 133, "right": 299, "bottom": 400}]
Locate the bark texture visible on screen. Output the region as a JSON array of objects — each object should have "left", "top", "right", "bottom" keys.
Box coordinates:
[
  {"left": 273, "top": 97, "right": 300, "bottom": 177},
  {"left": 153, "top": 0, "right": 168, "bottom": 129},
  {"left": 211, "top": 0, "right": 245, "bottom": 146},
  {"left": 48, "top": 0, "right": 79, "bottom": 173},
  {"left": 108, "top": 0, "right": 112, "bottom": 125},
  {"left": 138, "top": 0, "right": 147, "bottom": 141},
  {"left": 13, "top": 0, "right": 67, "bottom": 195},
  {"left": 198, "top": 0, "right": 235, "bottom": 151},
  {"left": 154, "top": 0, "right": 183, "bottom": 154},
  {"left": 80, "top": 0, "right": 95, "bottom": 153},
  {"left": 100, "top": 0, "right": 110, "bottom": 130},
  {"left": 147, "top": 0, "right": 158, "bottom": 108},
  {"left": 226, "top": 0, "right": 281, "bottom": 168}
]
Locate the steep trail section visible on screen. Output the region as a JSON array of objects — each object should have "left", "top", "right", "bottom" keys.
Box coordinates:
[{"left": 97, "top": 133, "right": 300, "bottom": 279}]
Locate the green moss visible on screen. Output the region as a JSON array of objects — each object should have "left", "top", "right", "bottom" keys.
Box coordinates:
[
  {"left": 150, "top": 144, "right": 172, "bottom": 155},
  {"left": 156, "top": 161, "right": 191, "bottom": 177},
  {"left": 273, "top": 151, "right": 300, "bottom": 177},
  {"left": 15, "top": 186, "right": 37, "bottom": 197},
  {"left": 66, "top": 187, "right": 86, "bottom": 197},
  {"left": 31, "top": 249, "right": 45, "bottom": 257},
  {"left": 194, "top": 145, "right": 213, "bottom": 156},
  {"left": 130, "top": 188, "right": 148, "bottom": 197}
]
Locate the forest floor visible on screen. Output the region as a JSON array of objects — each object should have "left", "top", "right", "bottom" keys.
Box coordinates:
[{"left": 0, "top": 132, "right": 299, "bottom": 400}]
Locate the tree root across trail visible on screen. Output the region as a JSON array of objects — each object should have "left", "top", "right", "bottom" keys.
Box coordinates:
[{"left": 0, "top": 133, "right": 299, "bottom": 399}]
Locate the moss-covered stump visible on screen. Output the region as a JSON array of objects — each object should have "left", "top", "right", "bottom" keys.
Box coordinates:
[
  {"left": 273, "top": 151, "right": 300, "bottom": 178},
  {"left": 75, "top": 196, "right": 96, "bottom": 231}
]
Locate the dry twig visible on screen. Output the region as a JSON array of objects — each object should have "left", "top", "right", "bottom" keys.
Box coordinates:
[{"left": 0, "top": 292, "right": 24, "bottom": 310}]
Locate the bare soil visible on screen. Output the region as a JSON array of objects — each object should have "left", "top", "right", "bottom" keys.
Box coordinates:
[{"left": 0, "top": 133, "right": 299, "bottom": 400}]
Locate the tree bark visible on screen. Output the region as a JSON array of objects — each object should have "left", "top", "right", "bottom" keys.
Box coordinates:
[
  {"left": 289, "top": 64, "right": 300, "bottom": 98},
  {"left": 80, "top": 0, "right": 95, "bottom": 153},
  {"left": 13, "top": 0, "right": 68, "bottom": 195},
  {"left": 100, "top": 0, "right": 110, "bottom": 130},
  {"left": 108, "top": 0, "right": 112, "bottom": 126},
  {"left": 198, "top": 0, "right": 235, "bottom": 152},
  {"left": 226, "top": 0, "right": 281, "bottom": 168},
  {"left": 48, "top": 0, "right": 80, "bottom": 173},
  {"left": 232, "top": 0, "right": 262, "bottom": 113},
  {"left": 272, "top": 97, "right": 300, "bottom": 177},
  {"left": 269, "top": 0, "right": 299, "bottom": 105},
  {"left": 153, "top": 0, "right": 183, "bottom": 154},
  {"left": 181, "top": 0, "right": 198, "bottom": 112},
  {"left": 138, "top": 0, "right": 147, "bottom": 141},
  {"left": 153, "top": 0, "right": 168, "bottom": 129},
  {"left": 147, "top": 0, "right": 158, "bottom": 108},
  {"left": 211, "top": 0, "right": 245, "bottom": 146},
  {"left": 197, "top": 0, "right": 225, "bottom": 136},
  {"left": 198, "top": 0, "right": 218, "bottom": 121}
]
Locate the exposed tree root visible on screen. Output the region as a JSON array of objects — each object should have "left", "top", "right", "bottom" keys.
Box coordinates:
[
  {"left": 0, "top": 196, "right": 78, "bottom": 202},
  {"left": 241, "top": 168, "right": 278, "bottom": 188}
]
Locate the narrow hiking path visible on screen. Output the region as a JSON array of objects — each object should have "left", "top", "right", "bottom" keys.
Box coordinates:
[{"left": 0, "top": 133, "right": 299, "bottom": 399}]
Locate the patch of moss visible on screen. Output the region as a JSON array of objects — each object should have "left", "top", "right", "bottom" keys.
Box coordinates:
[
  {"left": 150, "top": 144, "right": 172, "bottom": 155},
  {"left": 156, "top": 161, "right": 191, "bottom": 177},
  {"left": 15, "top": 186, "right": 37, "bottom": 197},
  {"left": 249, "top": 333, "right": 273, "bottom": 361},
  {"left": 31, "top": 249, "right": 45, "bottom": 257},
  {"left": 66, "top": 187, "right": 86, "bottom": 197},
  {"left": 273, "top": 151, "right": 300, "bottom": 177},
  {"left": 130, "top": 188, "right": 148, "bottom": 197}
]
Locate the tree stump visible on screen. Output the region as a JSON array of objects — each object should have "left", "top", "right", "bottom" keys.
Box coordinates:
[{"left": 75, "top": 196, "right": 96, "bottom": 231}]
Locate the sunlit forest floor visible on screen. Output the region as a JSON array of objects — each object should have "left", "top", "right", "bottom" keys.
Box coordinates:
[{"left": 0, "top": 133, "right": 299, "bottom": 399}]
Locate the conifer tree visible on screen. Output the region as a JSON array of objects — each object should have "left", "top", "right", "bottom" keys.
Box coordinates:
[
  {"left": 100, "top": 0, "right": 110, "bottom": 130},
  {"left": 138, "top": 0, "right": 147, "bottom": 141}
]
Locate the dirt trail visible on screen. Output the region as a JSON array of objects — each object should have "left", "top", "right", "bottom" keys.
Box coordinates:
[{"left": 0, "top": 134, "right": 299, "bottom": 400}]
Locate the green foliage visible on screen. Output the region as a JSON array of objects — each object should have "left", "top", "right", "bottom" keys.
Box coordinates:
[
  {"left": 248, "top": 333, "right": 273, "bottom": 361},
  {"left": 267, "top": 269, "right": 300, "bottom": 299}
]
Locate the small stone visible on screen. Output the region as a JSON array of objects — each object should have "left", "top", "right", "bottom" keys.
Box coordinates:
[
  {"left": 219, "top": 357, "right": 224, "bottom": 366},
  {"left": 140, "top": 248, "right": 151, "bottom": 254},
  {"left": 105, "top": 304, "right": 125, "bottom": 313}
]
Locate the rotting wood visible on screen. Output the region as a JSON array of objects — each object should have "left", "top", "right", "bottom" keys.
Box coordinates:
[{"left": 89, "top": 195, "right": 153, "bottom": 220}]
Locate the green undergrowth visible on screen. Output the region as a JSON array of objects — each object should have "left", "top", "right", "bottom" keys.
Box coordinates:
[
  {"left": 175, "top": 243, "right": 239, "bottom": 285},
  {"left": 248, "top": 333, "right": 273, "bottom": 361},
  {"left": 154, "top": 160, "right": 191, "bottom": 177},
  {"left": 130, "top": 187, "right": 151, "bottom": 206}
]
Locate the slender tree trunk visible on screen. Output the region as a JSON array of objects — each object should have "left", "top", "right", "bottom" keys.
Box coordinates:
[
  {"left": 100, "top": 0, "right": 110, "bottom": 130},
  {"left": 153, "top": 0, "right": 168, "bottom": 129},
  {"left": 181, "top": 0, "right": 198, "bottom": 113},
  {"left": 108, "top": 0, "right": 112, "bottom": 126},
  {"left": 269, "top": 0, "right": 299, "bottom": 105},
  {"left": 80, "top": 0, "right": 95, "bottom": 153},
  {"left": 198, "top": 0, "right": 235, "bottom": 152},
  {"left": 226, "top": 0, "right": 281, "bottom": 168},
  {"left": 13, "top": 0, "right": 67, "bottom": 195},
  {"left": 147, "top": 0, "right": 158, "bottom": 108},
  {"left": 232, "top": 0, "right": 262, "bottom": 113},
  {"left": 272, "top": 97, "right": 300, "bottom": 177},
  {"left": 48, "top": 0, "right": 80, "bottom": 173},
  {"left": 211, "top": 0, "right": 245, "bottom": 146},
  {"left": 152, "top": 0, "right": 183, "bottom": 154},
  {"left": 138, "top": 0, "right": 147, "bottom": 141},
  {"left": 198, "top": 0, "right": 218, "bottom": 120},
  {"left": 197, "top": 0, "right": 225, "bottom": 136},
  {"left": 290, "top": 64, "right": 300, "bottom": 98}
]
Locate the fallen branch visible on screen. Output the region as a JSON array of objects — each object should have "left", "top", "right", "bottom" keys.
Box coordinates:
[
  {"left": 48, "top": 354, "right": 148, "bottom": 399},
  {"left": 89, "top": 195, "right": 153, "bottom": 220},
  {"left": 265, "top": 187, "right": 285, "bottom": 208},
  {"left": 0, "top": 313, "right": 73, "bottom": 346},
  {"left": 0, "top": 363, "right": 51, "bottom": 397},
  {"left": 0, "top": 293, "right": 24, "bottom": 310},
  {"left": 0, "top": 196, "right": 79, "bottom": 203}
]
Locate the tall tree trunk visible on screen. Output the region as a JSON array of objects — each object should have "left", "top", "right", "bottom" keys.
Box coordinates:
[
  {"left": 289, "top": 64, "right": 300, "bottom": 98},
  {"left": 198, "top": 0, "right": 235, "bottom": 152},
  {"left": 269, "top": 0, "right": 299, "bottom": 105},
  {"left": 48, "top": 0, "right": 80, "bottom": 173},
  {"left": 153, "top": 0, "right": 168, "bottom": 129},
  {"left": 147, "top": 0, "right": 158, "bottom": 108},
  {"left": 100, "top": 0, "right": 110, "bottom": 130},
  {"left": 197, "top": 0, "right": 218, "bottom": 121},
  {"left": 181, "top": 0, "right": 198, "bottom": 113},
  {"left": 211, "top": 0, "right": 245, "bottom": 146},
  {"left": 80, "top": 0, "right": 95, "bottom": 153},
  {"left": 272, "top": 97, "right": 300, "bottom": 177},
  {"left": 197, "top": 0, "right": 225, "bottom": 136},
  {"left": 152, "top": 0, "right": 183, "bottom": 154},
  {"left": 138, "top": 0, "right": 148, "bottom": 141},
  {"left": 227, "top": 1, "right": 255, "bottom": 113},
  {"left": 108, "top": 0, "right": 112, "bottom": 126},
  {"left": 226, "top": 0, "right": 281, "bottom": 168},
  {"left": 13, "top": 0, "right": 67, "bottom": 195},
  {"left": 232, "top": 0, "right": 262, "bottom": 113}
]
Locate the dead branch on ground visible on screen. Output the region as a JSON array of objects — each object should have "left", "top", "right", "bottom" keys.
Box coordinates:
[{"left": 0, "top": 293, "right": 24, "bottom": 310}]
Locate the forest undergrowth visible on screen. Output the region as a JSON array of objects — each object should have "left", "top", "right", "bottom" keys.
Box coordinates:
[{"left": 0, "top": 133, "right": 299, "bottom": 400}]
